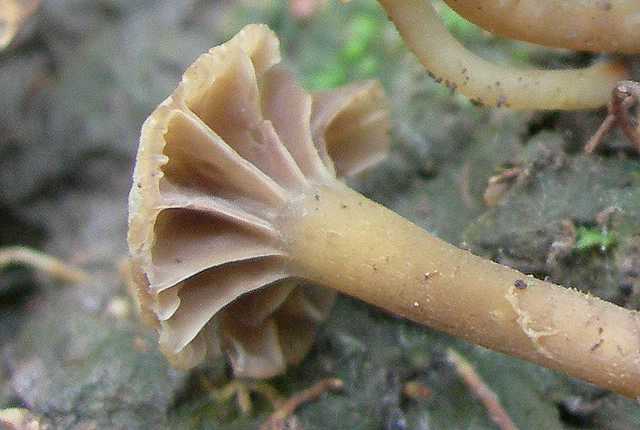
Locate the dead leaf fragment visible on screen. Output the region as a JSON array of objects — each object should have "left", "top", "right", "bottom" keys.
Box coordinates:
[
  {"left": 0, "top": 0, "right": 40, "bottom": 50},
  {"left": 0, "top": 408, "right": 46, "bottom": 430}
]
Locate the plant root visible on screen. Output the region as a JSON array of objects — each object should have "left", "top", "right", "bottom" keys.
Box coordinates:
[
  {"left": 202, "top": 377, "right": 283, "bottom": 416},
  {"left": 447, "top": 349, "right": 519, "bottom": 430},
  {"left": 585, "top": 80, "right": 640, "bottom": 154},
  {"left": 0, "top": 246, "right": 89, "bottom": 284},
  {"left": 261, "top": 378, "right": 344, "bottom": 430}
]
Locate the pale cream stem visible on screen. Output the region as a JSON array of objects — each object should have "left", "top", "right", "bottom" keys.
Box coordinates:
[
  {"left": 377, "top": 0, "right": 627, "bottom": 110},
  {"left": 281, "top": 182, "right": 640, "bottom": 398},
  {"left": 442, "top": 0, "right": 640, "bottom": 54}
]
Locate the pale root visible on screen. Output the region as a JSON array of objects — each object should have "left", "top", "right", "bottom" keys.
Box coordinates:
[{"left": 0, "top": 246, "right": 89, "bottom": 284}]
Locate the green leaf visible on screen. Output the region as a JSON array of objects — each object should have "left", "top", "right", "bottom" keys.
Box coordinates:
[{"left": 575, "top": 227, "right": 617, "bottom": 252}]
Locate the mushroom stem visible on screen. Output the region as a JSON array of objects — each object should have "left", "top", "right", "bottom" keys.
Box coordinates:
[
  {"left": 442, "top": 0, "right": 640, "bottom": 54},
  {"left": 377, "top": 0, "right": 628, "bottom": 110},
  {"left": 280, "top": 182, "right": 640, "bottom": 398}
]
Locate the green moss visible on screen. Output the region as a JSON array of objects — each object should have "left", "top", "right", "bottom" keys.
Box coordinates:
[
  {"left": 343, "top": 15, "right": 379, "bottom": 62},
  {"left": 308, "top": 63, "right": 349, "bottom": 89},
  {"left": 575, "top": 226, "right": 617, "bottom": 253},
  {"left": 307, "top": 11, "right": 385, "bottom": 90}
]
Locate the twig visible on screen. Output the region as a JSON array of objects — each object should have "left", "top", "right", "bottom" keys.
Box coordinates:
[
  {"left": 261, "top": 378, "right": 344, "bottom": 430},
  {"left": 459, "top": 161, "right": 476, "bottom": 210},
  {"left": 483, "top": 166, "right": 523, "bottom": 207},
  {"left": 585, "top": 80, "right": 640, "bottom": 154},
  {"left": 0, "top": 246, "right": 89, "bottom": 284},
  {"left": 447, "top": 349, "right": 519, "bottom": 430}
]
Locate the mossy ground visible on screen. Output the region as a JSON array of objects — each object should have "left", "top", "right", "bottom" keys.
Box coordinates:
[{"left": 1, "top": 1, "right": 639, "bottom": 428}]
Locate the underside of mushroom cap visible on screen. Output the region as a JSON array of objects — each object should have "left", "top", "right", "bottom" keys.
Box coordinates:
[{"left": 127, "top": 24, "right": 389, "bottom": 378}]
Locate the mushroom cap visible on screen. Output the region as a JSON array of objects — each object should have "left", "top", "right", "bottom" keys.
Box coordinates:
[{"left": 128, "top": 24, "right": 389, "bottom": 378}]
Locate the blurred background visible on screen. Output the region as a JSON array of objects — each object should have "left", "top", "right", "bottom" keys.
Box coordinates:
[{"left": 1, "top": 0, "right": 639, "bottom": 428}]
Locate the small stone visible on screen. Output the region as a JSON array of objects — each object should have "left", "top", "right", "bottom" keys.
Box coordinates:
[
  {"left": 514, "top": 279, "right": 528, "bottom": 290},
  {"left": 106, "top": 296, "right": 131, "bottom": 320}
]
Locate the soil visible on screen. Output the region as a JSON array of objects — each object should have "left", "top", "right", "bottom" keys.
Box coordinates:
[{"left": 1, "top": 1, "right": 639, "bottom": 429}]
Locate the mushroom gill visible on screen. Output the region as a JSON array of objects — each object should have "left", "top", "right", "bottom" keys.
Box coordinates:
[{"left": 127, "top": 24, "right": 389, "bottom": 378}]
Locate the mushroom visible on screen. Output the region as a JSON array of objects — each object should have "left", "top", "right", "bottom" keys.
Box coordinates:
[
  {"left": 129, "top": 24, "right": 640, "bottom": 398},
  {"left": 128, "top": 24, "right": 388, "bottom": 378},
  {"left": 442, "top": 0, "right": 640, "bottom": 54},
  {"left": 376, "top": 0, "right": 628, "bottom": 110}
]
